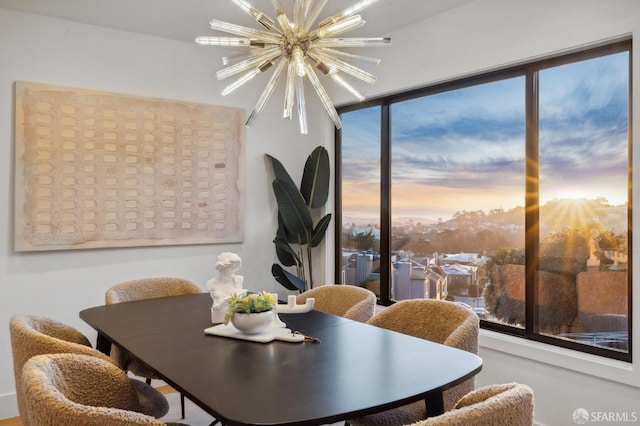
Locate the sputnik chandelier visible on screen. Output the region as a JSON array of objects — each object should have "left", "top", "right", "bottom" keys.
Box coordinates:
[{"left": 196, "top": 0, "right": 390, "bottom": 134}]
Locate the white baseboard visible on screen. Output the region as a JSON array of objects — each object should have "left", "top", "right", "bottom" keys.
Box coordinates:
[{"left": 0, "top": 392, "right": 18, "bottom": 420}]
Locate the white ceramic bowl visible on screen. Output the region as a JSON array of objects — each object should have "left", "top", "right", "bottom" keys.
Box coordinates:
[{"left": 230, "top": 311, "right": 274, "bottom": 335}]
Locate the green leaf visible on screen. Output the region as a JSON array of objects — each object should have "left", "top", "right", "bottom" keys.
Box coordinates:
[
  {"left": 300, "top": 146, "right": 330, "bottom": 209},
  {"left": 266, "top": 154, "right": 296, "bottom": 187},
  {"left": 273, "top": 233, "right": 299, "bottom": 267},
  {"left": 277, "top": 212, "right": 296, "bottom": 245},
  {"left": 310, "top": 213, "right": 332, "bottom": 248},
  {"left": 272, "top": 178, "right": 312, "bottom": 244},
  {"left": 272, "top": 264, "right": 306, "bottom": 292}
]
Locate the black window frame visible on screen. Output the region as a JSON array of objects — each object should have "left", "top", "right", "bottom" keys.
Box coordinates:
[{"left": 335, "top": 39, "right": 632, "bottom": 362}]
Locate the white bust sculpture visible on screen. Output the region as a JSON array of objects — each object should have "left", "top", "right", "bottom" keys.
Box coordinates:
[{"left": 207, "top": 252, "right": 246, "bottom": 322}]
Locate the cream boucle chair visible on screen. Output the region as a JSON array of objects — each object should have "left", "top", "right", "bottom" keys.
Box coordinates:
[
  {"left": 296, "top": 284, "right": 377, "bottom": 323},
  {"left": 348, "top": 299, "right": 480, "bottom": 426},
  {"left": 105, "top": 277, "right": 202, "bottom": 305},
  {"left": 9, "top": 315, "right": 169, "bottom": 425},
  {"left": 106, "top": 277, "right": 202, "bottom": 418},
  {"left": 21, "top": 353, "right": 187, "bottom": 426},
  {"left": 405, "top": 383, "right": 534, "bottom": 426}
]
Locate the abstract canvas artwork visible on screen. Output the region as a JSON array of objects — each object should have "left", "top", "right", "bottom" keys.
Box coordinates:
[{"left": 14, "top": 82, "right": 244, "bottom": 251}]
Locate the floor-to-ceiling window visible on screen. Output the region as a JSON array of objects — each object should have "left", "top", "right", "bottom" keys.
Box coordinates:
[
  {"left": 335, "top": 41, "right": 631, "bottom": 361},
  {"left": 338, "top": 106, "right": 383, "bottom": 293}
]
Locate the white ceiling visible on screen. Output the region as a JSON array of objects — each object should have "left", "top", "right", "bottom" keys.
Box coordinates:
[{"left": 0, "top": 0, "right": 475, "bottom": 42}]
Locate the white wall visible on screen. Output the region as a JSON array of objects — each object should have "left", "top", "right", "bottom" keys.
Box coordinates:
[
  {"left": 0, "top": 7, "right": 327, "bottom": 417},
  {"left": 3, "top": 1, "right": 640, "bottom": 425},
  {"left": 350, "top": 1, "right": 640, "bottom": 425}
]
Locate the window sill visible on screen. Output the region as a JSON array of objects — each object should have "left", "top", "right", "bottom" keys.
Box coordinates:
[{"left": 479, "top": 329, "right": 637, "bottom": 387}]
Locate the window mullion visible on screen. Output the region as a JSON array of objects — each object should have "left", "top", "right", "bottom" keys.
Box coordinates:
[
  {"left": 380, "top": 103, "right": 392, "bottom": 304},
  {"left": 525, "top": 67, "right": 540, "bottom": 337},
  {"left": 334, "top": 124, "right": 343, "bottom": 285}
]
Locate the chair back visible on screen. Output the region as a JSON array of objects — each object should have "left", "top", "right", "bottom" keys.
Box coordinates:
[
  {"left": 105, "top": 277, "right": 201, "bottom": 304},
  {"left": 9, "top": 315, "right": 113, "bottom": 425},
  {"left": 368, "top": 299, "right": 479, "bottom": 352},
  {"left": 409, "top": 383, "right": 534, "bottom": 426},
  {"left": 367, "top": 299, "right": 479, "bottom": 411},
  {"left": 21, "top": 353, "right": 164, "bottom": 426},
  {"left": 297, "top": 285, "right": 377, "bottom": 322}
]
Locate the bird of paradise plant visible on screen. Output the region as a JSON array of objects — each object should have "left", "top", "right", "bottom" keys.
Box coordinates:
[{"left": 266, "top": 146, "right": 331, "bottom": 292}]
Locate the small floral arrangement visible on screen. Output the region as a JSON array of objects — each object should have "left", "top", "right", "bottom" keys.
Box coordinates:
[{"left": 224, "top": 291, "right": 277, "bottom": 324}]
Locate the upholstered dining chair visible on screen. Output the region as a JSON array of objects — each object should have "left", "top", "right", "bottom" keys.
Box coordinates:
[
  {"left": 9, "top": 314, "right": 169, "bottom": 425},
  {"left": 21, "top": 353, "right": 188, "bottom": 426},
  {"left": 404, "top": 383, "right": 535, "bottom": 426},
  {"left": 348, "top": 299, "right": 480, "bottom": 426},
  {"left": 296, "top": 284, "right": 377, "bottom": 323},
  {"left": 105, "top": 277, "right": 202, "bottom": 419}
]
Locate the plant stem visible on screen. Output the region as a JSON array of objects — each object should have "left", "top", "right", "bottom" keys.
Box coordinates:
[
  {"left": 306, "top": 244, "right": 314, "bottom": 289},
  {"left": 297, "top": 245, "right": 307, "bottom": 290}
]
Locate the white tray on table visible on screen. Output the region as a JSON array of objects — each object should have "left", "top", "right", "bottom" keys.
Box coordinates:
[{"left": 204, "top": 323, "right": 305, "bottom": 343}]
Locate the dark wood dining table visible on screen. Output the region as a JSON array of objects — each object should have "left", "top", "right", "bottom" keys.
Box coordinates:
[{"left": 80, "top": 293, "right": 482, "bottom": 426}]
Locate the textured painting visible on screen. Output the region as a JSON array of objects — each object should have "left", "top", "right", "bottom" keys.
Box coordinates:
[{"left": 14, "top": 82, "right": 244, "bottom": 251}]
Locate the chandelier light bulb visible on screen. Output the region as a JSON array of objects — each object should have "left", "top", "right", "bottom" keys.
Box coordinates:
[
  {"left": 195, "top": 36, "right": 251, "bottom": 47},
  {"left": 317, "top": 0, "right": 379, "bottom": 27},
  {"left": 196, "top": 0, "right": 390, "bottom": 134},
  {"left": 231, "top": 0, "right": 278, "bottom": 30},
  {"left": 309, "top": 15, "right": 364, "bottom": 41},
  {"left": 292, "top": 46, "right": 307, "bottom": 77}
]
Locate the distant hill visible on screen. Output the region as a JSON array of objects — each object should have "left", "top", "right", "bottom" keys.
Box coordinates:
[{"left": 343, "top": 216, "right": 437, "bottom": 227}]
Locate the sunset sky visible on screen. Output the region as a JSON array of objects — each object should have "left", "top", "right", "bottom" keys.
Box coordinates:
[{"left": 341, "top": 51, "right": 629, "bottom": 223}]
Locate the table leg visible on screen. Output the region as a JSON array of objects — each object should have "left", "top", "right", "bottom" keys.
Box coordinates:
[
  {"left": 425, "top": 390, "right": 445, "bottom": 417},
  {"left": 95, "top": 332, "right": 111, "bottom": 355}
]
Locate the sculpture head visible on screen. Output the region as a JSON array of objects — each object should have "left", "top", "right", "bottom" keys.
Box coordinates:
[{"left": 216, "top": 252, "right": 242, "bottom": 275}]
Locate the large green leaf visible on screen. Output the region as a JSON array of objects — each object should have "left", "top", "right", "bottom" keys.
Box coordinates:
[
  {"left": 300, "top": 146, "right": 330, "bottom": 209},
  {"left": 276, "top": 212, "right": 296, "bottom": 245},
  {"left": 266, "top": 154, "right": 296, "bottom": 188},
  {"left": 272, "top": 178, "right": 313, "bottom": 244},
  {"left": 273, "top": 232, "right": 299, "bottom": 267},
  {"left": 310, "top": 213, "right": 332, "bottom": 248},
  {"left": 272, "top": 264, "right": 306, "bottom": 292}
]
